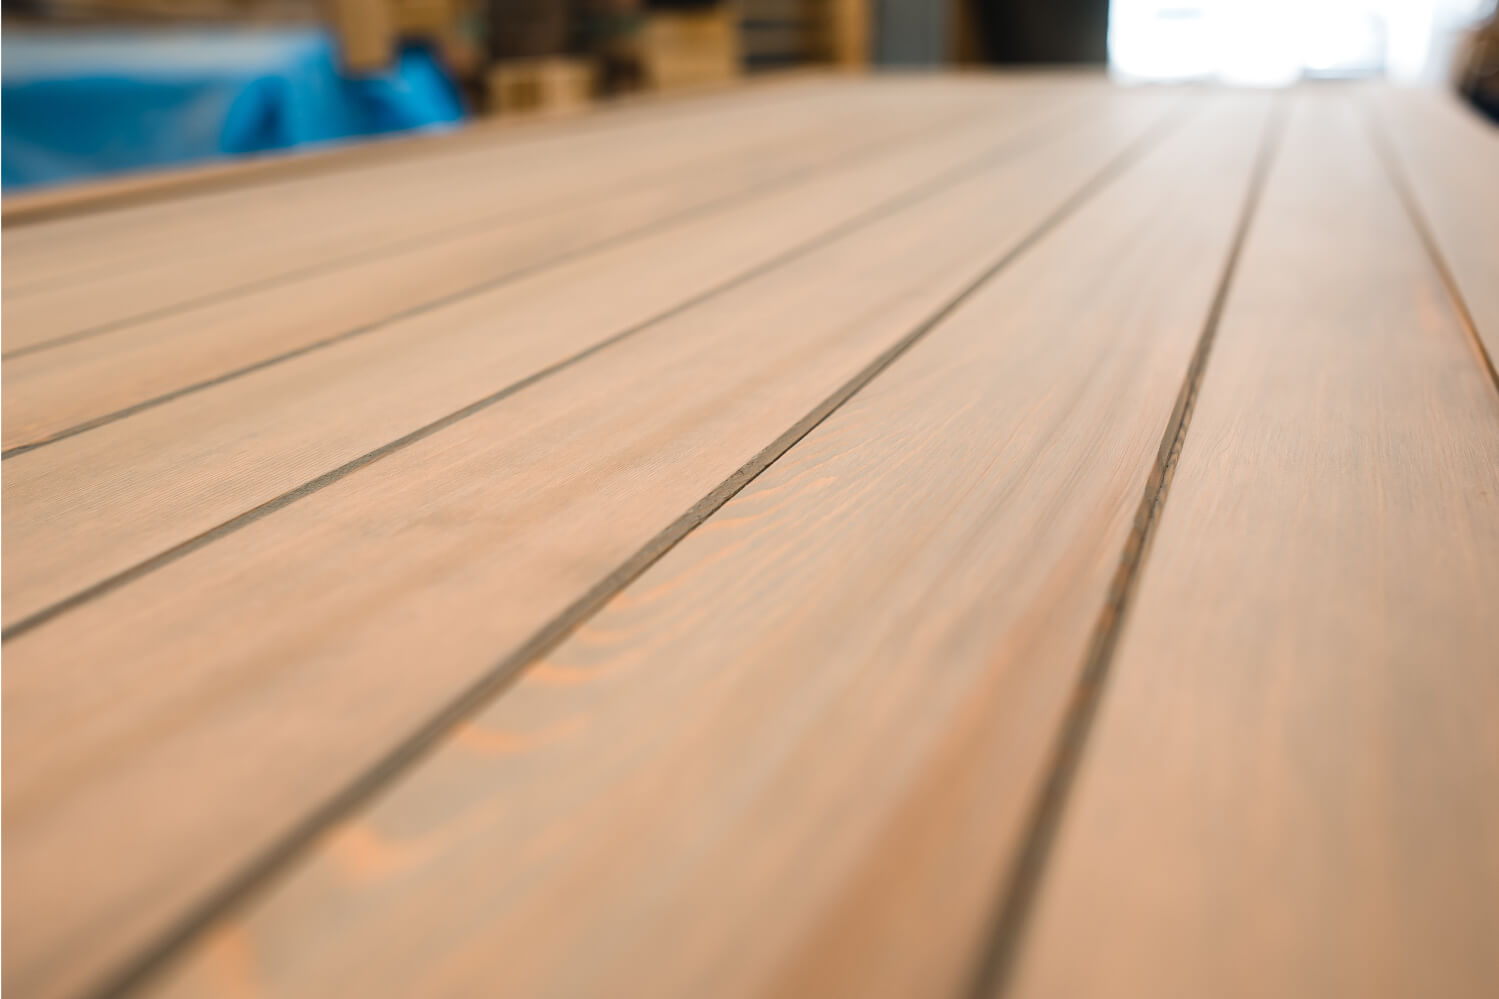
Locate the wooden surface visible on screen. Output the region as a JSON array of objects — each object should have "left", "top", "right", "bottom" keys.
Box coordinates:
[
  {"left": 1003, "top": 94, "right": 1499, "bottom": 999},
  {"left": 3, "top": 75, "right": 1497, "bottom": 999}
]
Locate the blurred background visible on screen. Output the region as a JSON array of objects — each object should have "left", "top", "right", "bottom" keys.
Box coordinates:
[{"left": 3, "top": 0, "right": 1497, "bottom": 190}]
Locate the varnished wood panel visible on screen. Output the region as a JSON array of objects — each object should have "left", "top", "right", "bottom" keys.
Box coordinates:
[
  {"left": 1005, "top": 95, "right": 1499, "bottom": 999},
  {"left": 139, "top": 95, "right": 1274, "bottom": 999},
  {"left": 8, "top": 80, "right": 1490, "bottom": 999},
  {"left": 1, "top": 94, "right": 1171, "bottom": 999}
]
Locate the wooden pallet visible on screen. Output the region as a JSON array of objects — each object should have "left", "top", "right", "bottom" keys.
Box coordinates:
[
  {"left": 640, "top": 6, "right": 742, "bottom": 90},
  {"left": 487, "top": 56, "right": 596, "bottom": 114}
]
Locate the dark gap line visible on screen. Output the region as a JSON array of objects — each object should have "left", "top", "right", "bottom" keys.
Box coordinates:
[
  {"left": 1362, "top": 97, "right": 1499, "bottom": 399},
  {"left": 1, "top": 97, "right": 1138, "bottom": 640},
  {"left": 0, "top": 102, "right": 1066, "bottom": 460},
  {"left": 90, "top": 100, "right": 1188, "bottom": 999},
  {"left": 967, "top": 97, "right": 1286, "bottom": 999},
  {"left": 2, "top": 98, "right": 990, "bottom": 362}
]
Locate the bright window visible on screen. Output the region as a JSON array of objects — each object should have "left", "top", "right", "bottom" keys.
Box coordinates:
[{"left": 1108, "top": 0, "right": 1497, "bottom": 85}]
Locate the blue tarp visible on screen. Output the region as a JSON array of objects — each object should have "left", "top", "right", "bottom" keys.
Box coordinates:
[{"left": 2, "top": 28, "right": 467, "bottom": 191}]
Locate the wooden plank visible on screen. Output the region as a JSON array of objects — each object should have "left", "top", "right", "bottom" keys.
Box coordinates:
[
  {"left": 1004, "top": 95, "right": 1499, "bottom": 999},
  {"left": 0, "top": 80, "right": 903, "bottom": 350},
  {"left": 1, "top": 95, "right": 1174, "bottom": 999},
  {"left": 1, "top": 88, "right": 1084, "bottom": 631},
  {"left": 140, "top": 95, "right": 1274, "bottom": 999},
  {"left": 1370, "top": 87, "right": 1499, "bottom": 373},
  {"left": 2, "top": 90, "right": 1012, "bottom": 451}
]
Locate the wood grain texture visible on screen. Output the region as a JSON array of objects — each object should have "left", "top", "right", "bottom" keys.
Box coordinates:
[
  {"left": 1371, "top": 87, "right": 1499, "bottom": 374},
  {"left": 0, "top": 88, "right": 1105, "bottom": 630},
  {"left": 1, "top": 94, "right": 1172, "bottom": 999},
  {"left": 0, "top": 92, "right": 1057, "bottom": 451},
  {"left": 1005, "top": 95, "right": 1499, "bottom": 999},
  {"left": 139, "top": 96, "right": 1273, "bottom": 999}
]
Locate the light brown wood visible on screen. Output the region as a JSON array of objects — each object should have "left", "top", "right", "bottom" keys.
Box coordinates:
[
  {"left": 487, "top": 57, "right": 596, "bottom": 115},
  {"left": 330, "top": 0, "right": 397, "bottom": 71},
  {"left": 140, "top": 96, "right": 1273, "bottom": 999},
  {"left": 7, "top": 80, "right": 1494, "bottom": 999},
  {"left": 1, "top": 94, "right": 1172, "bottom": 999},
  {"left": 1005, "top": 95, "right": 1499, "bottom": 999},
  {"left": 0, "top": 89, "right": 1084, "bottom": 630},
  {"left": 1370, "top": 87, "right": 1499, "bottom": 371},
  {"left": 641, "top": 7, "right": 742, "bottom": 90},
  {"left": 2, "top": 90, "right": 1014, "bottom": 451}
]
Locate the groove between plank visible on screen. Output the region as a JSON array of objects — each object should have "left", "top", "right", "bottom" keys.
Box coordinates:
[
  {"left": 1362, "top": 100, "right": 1499, "bottom": 399},
  {"left": 0, "top": 105, "right": 1023, "bottom": 457},
  {"left": 0, "top": 98, "right": 1136, "bottom": 640},
  {"left": 966, "top": 96, "right": 1286, "bottom": 999},
  {"left": 88, "top": 101, "right": 1188, "bottom": 999}
]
